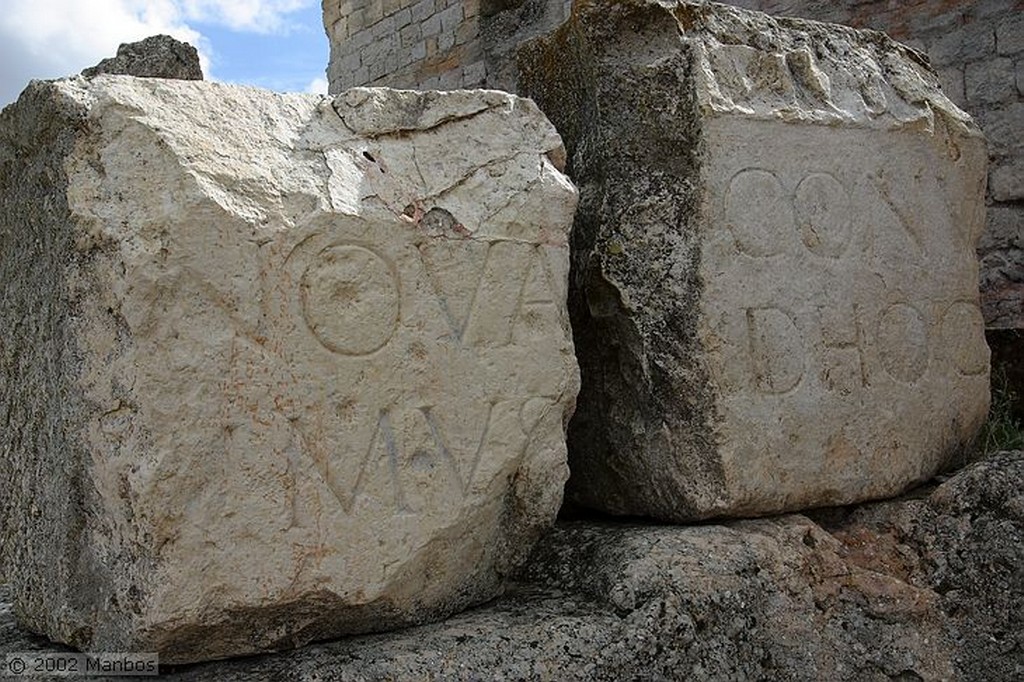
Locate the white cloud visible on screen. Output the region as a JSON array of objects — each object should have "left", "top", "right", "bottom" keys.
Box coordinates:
[
  {"left": 0, "top": 0, "right": 317, "bottom": 106},
  {"left": 1, "top": 0, "right": 196, "bottom": 105},
  {"left": 179, "top": 0, "right": 312, "bottom": 33},
  {"left": 305, "top": 75, "right": 328, "bottom": 95}
]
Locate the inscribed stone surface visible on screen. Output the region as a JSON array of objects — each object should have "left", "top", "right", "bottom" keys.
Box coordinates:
[{"left": 0, "top": 78, "right": 578, "bottom": 662}]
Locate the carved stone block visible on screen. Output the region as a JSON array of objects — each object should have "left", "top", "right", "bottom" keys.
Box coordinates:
[
  {"left": 0, "top": 78, "right": 578, "bottom": 662},
  {"left": 518, "top": 0, "right": 990, "bottom": 520}
]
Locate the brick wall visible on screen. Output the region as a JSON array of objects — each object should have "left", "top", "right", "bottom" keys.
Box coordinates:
[
  {"left": 324, "top": 0, "right": 572, "bottom": 91},
  {"left": 324, "top": 0, "right": 487, "bottom": 90}
]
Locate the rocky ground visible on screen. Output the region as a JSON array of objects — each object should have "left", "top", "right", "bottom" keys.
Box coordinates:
[{"left": 1, "top": 451, "right": 1020, "bottom": 680}]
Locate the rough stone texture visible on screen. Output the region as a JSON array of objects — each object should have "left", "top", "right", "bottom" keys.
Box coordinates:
[
  {"left": 480, "top": 0, "right": 574, "bottom": 92},
  {"left": 0, "top": 77, "right": 578, "bottom": 663},
  {"left": 980, "top": 203, "right": 1024, "bottom": 332},
  {"left": 810, "top": 450, "right": 1024, "bottom": 681},
  {"left": 515, "top": 0, "right": 990, "bottom": 521},
  {"left": 2, "top": 452, "right": 1021, "bottom": 680},
  {"left": 987, "top": 328, "right": 1024, "bottom": 425},
  {"left": 81, "top": 34, "right": 202, "bottom": 80},
  {"left": 720, "top": 0, "right": 1024, "bottom": 332}
]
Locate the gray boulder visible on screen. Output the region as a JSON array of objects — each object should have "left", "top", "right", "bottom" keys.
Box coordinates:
[
  {"left": 813, "top": 450, "right": 1024, "bottom": 680},
  {"left": 81, "top": 35, "right": 202, "bottom": 80}
]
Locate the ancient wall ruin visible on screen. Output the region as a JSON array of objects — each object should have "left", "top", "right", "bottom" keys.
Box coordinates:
[
  {"left": 324, "top": 0, "right": 572, "bottom": 91},
  {"left": 0, "top": 2, "right": 1020, "bottom": 672},
  {"left": 324, "top": 0, "right": 489, "bottom": 90}
]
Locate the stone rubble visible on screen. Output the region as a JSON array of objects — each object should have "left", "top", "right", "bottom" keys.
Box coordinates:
[
  {"left": 2, "top": 451, "right": 1021, "bottom": 680},
  {"left": 0, "top": 0, "right": 1013, "bottom": 671}
]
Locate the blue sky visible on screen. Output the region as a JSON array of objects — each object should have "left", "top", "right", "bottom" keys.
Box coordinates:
[{"left": 0, "top": 0, "right": 329, "bottom": 108}]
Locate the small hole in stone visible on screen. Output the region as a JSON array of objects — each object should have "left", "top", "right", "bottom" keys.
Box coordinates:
[
  {"left": 363, "top": 151, "right": 376, "bottom": 163},
  {"left": 423, "top": 207, "right": 457, "bottom": 233}
]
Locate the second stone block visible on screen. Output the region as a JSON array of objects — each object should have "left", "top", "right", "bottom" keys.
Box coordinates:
[{"left": 519, "top": 0, "right": 990, "bottom": 521}]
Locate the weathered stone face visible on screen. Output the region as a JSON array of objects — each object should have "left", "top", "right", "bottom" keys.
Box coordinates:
[
  {"left": 0, "top": 78, "right": 578, "bottom": 662},
  {"left": 703, "top": 118, "right": 989, "bottom": 514},
  {"left": 518, "top": 0, "right": 990, "bottom": 521}
]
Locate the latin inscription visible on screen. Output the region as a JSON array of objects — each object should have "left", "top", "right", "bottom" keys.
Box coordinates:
[
  {"left": 740, "top": 300, "right": 984, "bottom": 394},
  {"left": 725, "top": 168, "right": 853, "bottom": 260},
  {"left": 725, "top": 169, "right": 793, "bottom": 258},
  {"left": 299, "top": 398, "right": 555, "bottom": 516},
  {"left": 301, "top": 244, "right": 400, "bottom": 355},
  {"left": 299, "top": 239, "right": 559, "bottom": 353},
  {"left": 720, "top": 164, "right": 985, "bottom": 396},
  {"left": 701, "top": 116, "right": 990, "bottom": 512},
  {"left": 794, "top": 172, "right": 851, "bottom": 259},
  {"left": 745, "top": 307, "right": 804, "bottom": 394},
  {"left": 876, "top": 303, "right": 929, "bottom": 385},
  {"left": 283, "top": 233, "right": 566, "bottom": 515},
  {"left": 419, "top": 240, "right": 535, "bottom": 346}
]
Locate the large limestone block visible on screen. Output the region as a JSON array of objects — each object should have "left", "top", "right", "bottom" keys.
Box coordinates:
[
  {"left": 518, "top": 0, "right": 990, "bottom": 521},
  {"left": 0, "top": 78, "right": 578, "bottom": 662}
]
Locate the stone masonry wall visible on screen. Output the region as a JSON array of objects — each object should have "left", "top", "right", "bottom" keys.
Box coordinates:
[
  {"left": 324, "top": 0, "right": 487, "bottom": 90},
  {"left": 723, "top": 0, "right": 1023, "bottom": 331},
  {"left": 324, "top": 0, "right": 572, "bottom": 91}
]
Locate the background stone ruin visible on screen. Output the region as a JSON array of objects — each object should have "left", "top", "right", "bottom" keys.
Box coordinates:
[
  {"left": 515, "top": 0, "right": 990, "bottom": 520},
  {"left": 323, "top": 0, "right": 573, "bottom": 90}
]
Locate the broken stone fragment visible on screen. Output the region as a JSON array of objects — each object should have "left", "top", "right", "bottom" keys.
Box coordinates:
[
  {"left": 81, "top": 34, "right": 203, "bottom": 80},
  {"left": 0, "top": 77, "right": 578, "bottom": 663},
  {"left": 518, "top": 0, "right": 990, "bottom": 521}
]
